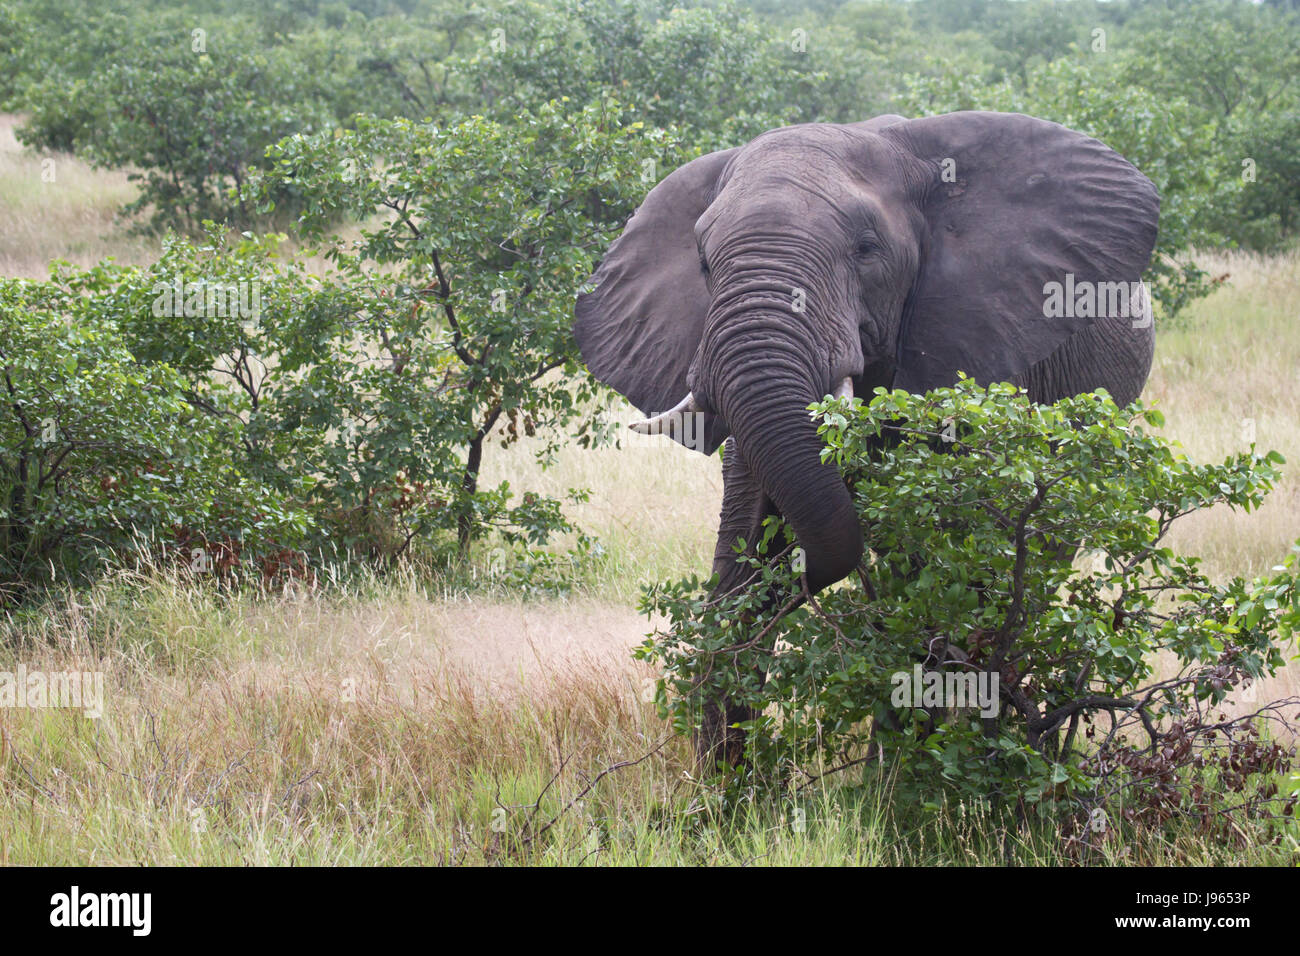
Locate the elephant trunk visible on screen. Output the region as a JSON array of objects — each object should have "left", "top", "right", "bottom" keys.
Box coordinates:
[{"left": 700, "top": 313, "right": 863, "bottom": 593}]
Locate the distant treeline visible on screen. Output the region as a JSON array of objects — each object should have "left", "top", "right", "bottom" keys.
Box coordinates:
[{"left": 1, "top": 0, "right": 1297, "bottom": 252}]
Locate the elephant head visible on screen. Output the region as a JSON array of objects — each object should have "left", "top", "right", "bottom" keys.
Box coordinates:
[{"left": 575, "top": 111, "right": 1159, "bottom": 593}]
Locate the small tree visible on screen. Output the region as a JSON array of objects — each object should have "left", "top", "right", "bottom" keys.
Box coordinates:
[
  {"left": 641, "top": 378, "right": 1299, "bottom": 840},
  {"left": 15, "top": 16, "right": 364, "bottom": 234},
  {"left": 249, "top": 98, "right": 674, "bottom": 560}
]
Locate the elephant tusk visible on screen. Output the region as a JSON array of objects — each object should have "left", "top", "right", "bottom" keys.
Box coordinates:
[
  {"left": 832, "top": 376, "right": 854, "bottom": 400},
  {"left": 629, "top": 392, "right": 701, "bottom": 434}
]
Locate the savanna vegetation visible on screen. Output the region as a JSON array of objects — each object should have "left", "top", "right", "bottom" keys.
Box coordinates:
[{"left": 1, "top": 0, "right": 1298, "bottom": 865}]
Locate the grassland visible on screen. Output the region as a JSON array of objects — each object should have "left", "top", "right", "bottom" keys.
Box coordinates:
[{"left": 1, "top": 115, "right": 1297, "bottom": 865}]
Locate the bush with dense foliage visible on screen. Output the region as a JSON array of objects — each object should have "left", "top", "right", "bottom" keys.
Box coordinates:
[
  {"left": 641, "top": 379, "right": 1299, "bottom": 838},
  {"left": 17, "top": 18, "right": 349, "bottom": 233},
  {"left": 0, "top": 261, "right": 311, "bottom": 599},
  {"left": 0, "top": 99, "right": 669, "bottom": 590}
]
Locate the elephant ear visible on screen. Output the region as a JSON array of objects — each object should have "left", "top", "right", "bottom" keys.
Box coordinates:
[
  {"left": 880, "top": 111, "right": 1159, "bottom": 392},
  {"left": 574, "top": 148, "right": 737, "bottom": 455}
]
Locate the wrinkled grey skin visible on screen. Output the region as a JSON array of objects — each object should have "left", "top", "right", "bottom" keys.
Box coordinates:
[{"left": 574, "top": 111, "right": 1160, "bottom": 765}]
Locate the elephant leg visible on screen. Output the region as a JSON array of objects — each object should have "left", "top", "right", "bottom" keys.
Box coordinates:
[{"left": 695, "top": 437, "right": 781, "bottom": 771}]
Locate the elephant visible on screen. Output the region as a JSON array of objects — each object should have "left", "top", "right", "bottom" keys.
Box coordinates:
[{"left": 573, "top": 111, "right": 1160, "bottom": 766}]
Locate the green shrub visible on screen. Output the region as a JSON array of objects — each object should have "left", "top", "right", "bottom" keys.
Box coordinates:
[
  {"left": 0, "top": 262, "right": 311, "bottom": 598},
  {"left": 1, "top": 98, "right": 671, "bottom": 594},
  {"left": 15, "top": 15, "right": 360, "bottom": 233},
  {"left": 640, "top": 378, "right": 1299, "bottom": 838},
  {"left": 250, "top": 98, "right": 674, "bottom": 560}
]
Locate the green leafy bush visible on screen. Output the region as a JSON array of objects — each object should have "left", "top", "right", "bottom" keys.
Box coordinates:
[
  {"left": 1, "top": 98, "right": 672, "bottom": 595},
  {"left": 0, "top": 263, "right": 311, "bottom": 599},
  {"left": 248, "top": 98, "right": 674, "bottom": 559},
  {"left": 445, "top": 0, "right": 837, "bottom": 153},
  {"left": 640, "top": 378, "right": 1299, "bottom": 835},
  {"left": 14, "top": 13, "right": 383, "bottom": 233}
]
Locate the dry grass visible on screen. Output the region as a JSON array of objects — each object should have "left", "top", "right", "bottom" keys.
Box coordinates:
[
  {"left": 7, "top": 569, "right": 1281, "bottom": 865},
  {"left": 482, "top": 413, "right": 724, "bottom": 602},
  {"left": 1152, "top": 249, "right": 1300, "bottom": 579},
  {"left": 1141, "top": 250, "right": 1300, "bottom": 718},
  {"left": 0, "top": 113, "right": 160, "bottom": 276},
  {"left": 0, "top": 571, "right": 682, "bottom": 865},
  {"left": 1, "top": 115, "right": 1298, "bottom": 864}
]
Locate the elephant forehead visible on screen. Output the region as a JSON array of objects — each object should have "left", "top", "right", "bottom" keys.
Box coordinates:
[
  {"left": 743, "top": 124, "right": 912, "bottom": 177},
  {"left": 697, "top": 182, "right": 876, "bottom": 249},
  {"left": 714, "top": 184, "right": 830, "bottom": 222},
  {"left": 746, "top": 122, "right": 863, "bottom": 155},
  {"left": 708, "top": 139, "right": 915, "bottom": 225}
]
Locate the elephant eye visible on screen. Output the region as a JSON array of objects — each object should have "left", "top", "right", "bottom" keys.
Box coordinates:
[
  {"left": 854, "top": 235, "right": 881, "bottom": 258},
  {"left": 698, "top": 252, "right": 710, "bottom": 276}
]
